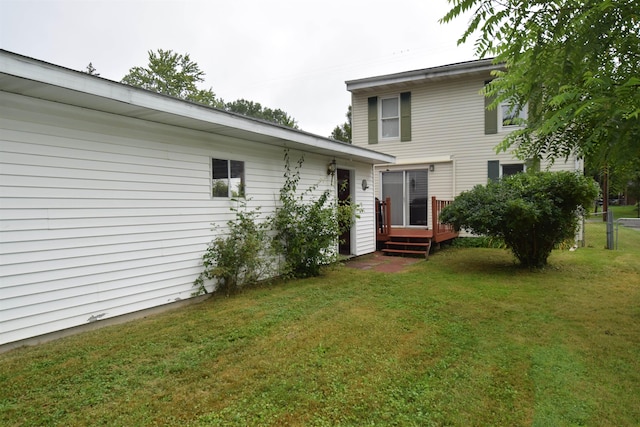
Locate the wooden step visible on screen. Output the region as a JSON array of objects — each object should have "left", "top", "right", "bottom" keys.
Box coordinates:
[
  {"left": 382, "top": 248, "right": 428, "bottom": 255},
  {"left": 383, "top": 235, "right": 432, "bottom": 259},
  {"left": 382, "top": 248, "right": 429, "bottom": 259},
  {"left": 385, "top": 241, "right": 430, "bottom": 248}
]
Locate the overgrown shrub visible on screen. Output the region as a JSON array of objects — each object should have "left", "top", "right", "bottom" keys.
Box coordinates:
[
  {"left": 440, "top": 171, "right": 598, "bottom": 268},
  {"left": 194, "top": 198, "right": 271, "bottom": 296},
  {"left": 272, "top": 150, "right": 358, "bottom": 278}
]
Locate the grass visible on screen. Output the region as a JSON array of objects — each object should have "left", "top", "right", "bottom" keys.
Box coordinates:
[
  {"left": 1, "top": 221, "right": 639, "bottom": 426},
  {"left": 610, "top": 204, "right": 640, "bottom": 219}
]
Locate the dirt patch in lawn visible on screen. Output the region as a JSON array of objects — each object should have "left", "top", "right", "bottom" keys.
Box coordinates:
[{"left": 343, "top": 251, "right": 424, "bottom": 273}]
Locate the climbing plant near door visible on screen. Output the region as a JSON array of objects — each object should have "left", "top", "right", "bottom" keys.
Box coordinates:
[{"left": 272, "top": 150, "right": 359, "bottom": 278}]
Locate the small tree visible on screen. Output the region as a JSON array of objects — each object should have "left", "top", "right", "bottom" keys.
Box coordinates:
[
  {"left": 84, "top": 62, "right": 100, "bottom": 76},
  {"left": 330, "top": 105, "right": 352, "bottom": 143},
  {"left": 271, "top": 150, "right": 358, "bottom": 278},
  {"left": 194, "top": 198, "right": 271, "bottom": 296},
  {"left": 440, "top": 171, "right": 598, "bottom": 268}
]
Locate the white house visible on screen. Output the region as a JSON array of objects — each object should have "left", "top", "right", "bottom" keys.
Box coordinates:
[
  {"left": 0, "top": 50, "right": 394, "bottom": 349},
  {"left": 347, "top": 58, "right": 583, "bottom": 235}
]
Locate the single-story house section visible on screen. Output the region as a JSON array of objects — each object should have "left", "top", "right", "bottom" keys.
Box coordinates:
[{"left": 0, "top": 50, "right": 394, "bottom": 349}]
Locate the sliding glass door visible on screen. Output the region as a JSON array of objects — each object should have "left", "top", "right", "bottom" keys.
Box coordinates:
[{"left": 381, "top": 169, "right": 428, "bottom": 227}]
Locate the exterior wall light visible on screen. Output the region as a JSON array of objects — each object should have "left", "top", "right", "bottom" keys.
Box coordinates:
[{"left": 327, "top": 159, "right": 337, "bottom": 176}]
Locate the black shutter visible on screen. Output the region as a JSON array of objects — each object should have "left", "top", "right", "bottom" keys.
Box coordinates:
[
  {"left": 368, "top": 96, "right": 378, "bottom": 144},
  {"left": 488, "top": 160, "right": 500, "bottom": 182},
  {"left": 484, "top": 80, "right": 498, "bottom": 135},
  {"left": 400, "top": 92, "right": 411, "bottom": 142}
]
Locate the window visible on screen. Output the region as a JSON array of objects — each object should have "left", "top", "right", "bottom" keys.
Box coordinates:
[
  {"left": 502, "top": 163, "right": 524, "bottom": 177},
  {"left": 380, "top": 96, "right": 400, "bottom": 139},
  {"left": 381, "top": 169, "right": 428, "bottom": 227},
  {"left": 212, "top": 158, "right": 244, "bottom": 198},
  {"left": 367, "top": 92, "right": 411, "bottom": 143},
  {"left": 484, "top": 80, "right": 528, "bottom": 135},
  {"left": 488, "top": 160, "right": 525, "bottom": 181},
  {"left": 499, "top": 102, "right": 527, "bottom": 130}
]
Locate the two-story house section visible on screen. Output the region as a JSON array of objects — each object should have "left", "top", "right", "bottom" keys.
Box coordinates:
[{"left": 346, "top": 58, "right": 583, "bottom": 233}]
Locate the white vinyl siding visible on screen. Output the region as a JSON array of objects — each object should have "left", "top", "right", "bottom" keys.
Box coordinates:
[
  {"left": 349, "top": 164, "right": 376, "bottom": 256},
  {"left": 1, "top": 92, "right": 377, "bottom": 345},
  {"left": 351, "top": 76, "right": 579, "bottom": 198}
]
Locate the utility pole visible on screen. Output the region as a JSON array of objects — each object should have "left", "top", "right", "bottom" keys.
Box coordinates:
[{"left": 602, "top": 165, "right": 609, "bottom": 222}]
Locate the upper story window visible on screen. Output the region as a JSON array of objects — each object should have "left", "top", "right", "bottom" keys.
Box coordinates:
[
  {"left": 484, "top": 80, "right": 527, "bottom": 135},
  {"left": 367, "top": 92, "right": 411, "bottom": 144},
  {"left": 380, "top": 96, "right": 400, "bottom": 139},
  {"left": 212, "top": 158, "right": 245, "bottom": 198},
  {"left": 499, "top": 102, "right": 528, "bottom": 131}
]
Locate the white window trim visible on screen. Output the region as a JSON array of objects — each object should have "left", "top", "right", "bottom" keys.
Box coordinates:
[
  {"left": 379, "top": 95, "right": 400, "bottom": 141},
  {"left": 380, "top": 168, "right": 429, "bottom": 228},
  {"left": 498, "top": 102, "right": 528, "bottom": 132},
  {"left": 211, "top": 158, "right": 245, "bottom": 199}
]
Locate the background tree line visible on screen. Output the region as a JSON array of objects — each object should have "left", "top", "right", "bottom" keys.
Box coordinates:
[
  {"left": 87, "top": 49, "right": 298, "bottom": 128},
  {"left": 87, "top": 49, "right": 352, "bottom": 140}
]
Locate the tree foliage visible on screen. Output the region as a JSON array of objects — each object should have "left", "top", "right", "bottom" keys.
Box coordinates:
[
  {"left": 224, "top": 99, "right": 298, "bottom": 129},
  {"left": 330, "top": 105, "right": 352, "bottom": 143},
  {"left": 121, "top": 49, "right": 299, "bottom": 128},
  {"left": 84, "top": 62, "right": 100, "bottom": 76},
  {"left": 441, "top": 0, "right": 640, "bottom": 166},
  {"left": 440, "top": 171, "right": 599, "bottom": 268},
  {"left": 121, "top": 49, "right": 222, "bottom": 107}
]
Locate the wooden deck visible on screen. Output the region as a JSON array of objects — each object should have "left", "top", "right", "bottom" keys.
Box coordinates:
[{"left": 376, "top": 196, "right": 459, "bottom": 258}]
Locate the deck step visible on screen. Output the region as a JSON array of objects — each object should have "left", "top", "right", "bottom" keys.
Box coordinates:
[
  {"left": 382, "top": 248, "right": 427, "bottom": 255},
  {"left": 382, "top": 234, "right": 432, "bottom": 259},
  {"left": 385, "top": 241, "right": 430, "bottom": 248}
]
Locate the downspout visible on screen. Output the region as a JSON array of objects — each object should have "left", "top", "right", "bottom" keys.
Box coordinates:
[{"left": 452, "top": 156, "right": 456, "bottom": 198}]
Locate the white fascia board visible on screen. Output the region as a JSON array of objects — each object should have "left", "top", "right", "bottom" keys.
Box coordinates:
[
  {"left": 0, "top": 50, "right": 395, "bottom": 165},
  {"left": 375, "top": 156, "right": 453, "bottom": 168},
  {"left": 346, "top": 58, "right": 502, "bottom": 92}
]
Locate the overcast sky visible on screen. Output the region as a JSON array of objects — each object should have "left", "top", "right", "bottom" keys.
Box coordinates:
[{"left": 0, "top": 0, "right": 477, "bottom": 137}]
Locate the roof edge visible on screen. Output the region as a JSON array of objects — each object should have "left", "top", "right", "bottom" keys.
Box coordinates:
[
  {"left": 346, "top": 57, "right": 503, "bottom": 92},
  {"left": 0, "top": 49, "right": 395, "bottom": 165}
]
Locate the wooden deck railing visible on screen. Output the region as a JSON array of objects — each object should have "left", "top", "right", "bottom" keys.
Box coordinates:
[
  {"left": 376, "top": 196, "right": 458, "bottom": 243},
  {"left": 431, "top": 196, "right": 456, "bottom": 237},
  {"left": 375, "top": 197, "right": 391, "bottom": 239}
]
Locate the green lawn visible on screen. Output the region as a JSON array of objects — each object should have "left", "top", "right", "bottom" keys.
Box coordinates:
[
  {"left": 611, "top": 203, "right": 640, "bottom": 219},
  {"left": 1, "top": 222, "right": 639, "bottom": 426}
]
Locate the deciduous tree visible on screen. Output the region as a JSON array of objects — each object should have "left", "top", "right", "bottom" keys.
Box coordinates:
[
  {"left": 224, "top": 99, "right": 298, "bottom": 129},
  {"left": 121, "top": 49, "right": 222, "bottom": 107},
  {"left": 122, "top": 50, "right": 299, "bottom": 128},
  {"left": 441, "top": 0, "right": 640, "bottom": 166}
]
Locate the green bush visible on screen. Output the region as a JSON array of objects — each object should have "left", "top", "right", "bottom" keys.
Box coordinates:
[
  {"left": 271, "top": 150, "right": 358, "bottom": 278},
  {"left": 440, "top": 171, "right": 598, "bottom": 268},
  {"left": 194, "top": 198, "right": 271, "bottom": 296},
  {"left": 451, "top": 236, "right": 506, "bottom": 248}
]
